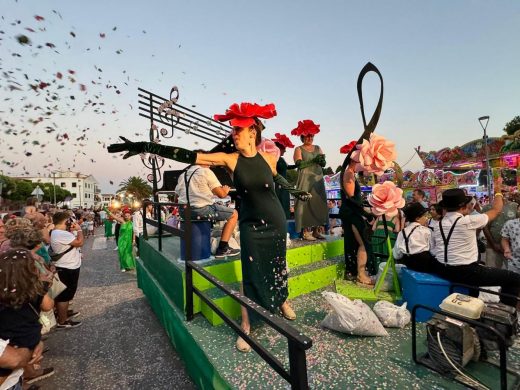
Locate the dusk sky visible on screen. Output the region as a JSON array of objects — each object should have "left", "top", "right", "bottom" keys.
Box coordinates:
[{"left": 1, "top": 1, "right": 519, "bottom": 192}]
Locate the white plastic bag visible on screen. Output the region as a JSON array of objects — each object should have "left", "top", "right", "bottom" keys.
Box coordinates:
[
  {"left": 478, "top": 286, "right": 501, "bottom": 303},
  {"left": 321, "top": 292, "right": 388, "bottom": 336},
  {"left": 374, "top": 262, "right": 406, "bottom": 292},
  {"left": 373, "top": 300, "right": 411, "bottom": 328}
]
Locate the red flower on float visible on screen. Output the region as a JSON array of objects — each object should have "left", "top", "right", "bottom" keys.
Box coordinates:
[
  {"left": 339, "top": 140, "right": 357, "bottom": 154},
  {"left": 290, "top": 120, "right": 320, "bottom": 136},
  {"left": 214, "top": 102, "right": 277, "bottom": 128},
  {"left": 271, "top": 133, "right": 295, "bottom": 149}
]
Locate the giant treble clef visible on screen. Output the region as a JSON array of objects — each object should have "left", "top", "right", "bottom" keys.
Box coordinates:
[
  {"left": 341, "top": 62, "right": 384, "bottom": 172},
  {"left": 156, "top": 86, "right": 182, "bottom": 138}
]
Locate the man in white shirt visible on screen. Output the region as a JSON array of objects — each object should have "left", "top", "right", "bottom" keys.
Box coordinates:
[
  {"left": 412, "top": 189, "right": 429, "bottom": 208},
  {"left": 393, "top": 202, "right": 436, "bottom": 273},
  {"left": 430, "top": 188, "right": 520, "bottom": 307},
  {"left": 132, "top": 200, "right": 157, "bottom": 257},
  {"left": 176, "top": 162, "right": 239, "bottom": 259},
  {"left": 50, "top": 211, "right": 84, "bottom": 328}
]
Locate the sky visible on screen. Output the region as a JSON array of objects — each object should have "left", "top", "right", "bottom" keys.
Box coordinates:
[{"left": 1, "top": 0, "right": 519, "bottom": 193}]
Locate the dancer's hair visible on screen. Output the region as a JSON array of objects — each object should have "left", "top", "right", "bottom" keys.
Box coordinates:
[{"left": 4, "top": 218, "right": 43, "bottom": 250}]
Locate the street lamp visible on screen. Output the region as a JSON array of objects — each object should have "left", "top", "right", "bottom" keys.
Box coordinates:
[{"left": 478, "top": 116, "right": 492, "bottom": 200}]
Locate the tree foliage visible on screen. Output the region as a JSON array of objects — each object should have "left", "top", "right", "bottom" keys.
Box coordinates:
[
  {"left": 503, "top": 116, "right": 520, "bottom": 136},
  {"left": 0, "top": 176, "right": 71, "bottom": 203},
  {"left": 118, "top": 176, "right": 152, "bottom": 201}
]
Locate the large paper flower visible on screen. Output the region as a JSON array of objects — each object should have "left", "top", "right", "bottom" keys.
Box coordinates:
[
  {"left": 271, "top": 132, "right": 295, "bottom": 149},
  {"left": 351, "top": 133, "right": 396, "bottom": 176},
  {"left": 368, "top": 181, "right": 405, "bottom": 217},
  {"left": 257, "top": 138, "right": 280, "bottom": 160},
  {"left": 340, "top": 140, "right": 357, "bottom": 154},
  {"left": 214, "top": 102, "right": 277, "bottom": 128},
  {"left": 290, "top": 119, "right": 320, "bottom": 136}
]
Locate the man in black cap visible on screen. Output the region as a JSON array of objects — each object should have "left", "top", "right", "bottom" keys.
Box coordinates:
[
  {"left": 393, "top": 202, "right": 436, "bottom": 272},
  {"left": 430, "top": 188, "right": 520, "bottom": 307}
]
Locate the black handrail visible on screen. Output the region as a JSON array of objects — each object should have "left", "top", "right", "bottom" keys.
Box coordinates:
[
  {"left": 142, "top": 201, "right": 312, "bottom": 389},
  {"left": 412, "top": 304, "right": 509, "bottom": 389}
]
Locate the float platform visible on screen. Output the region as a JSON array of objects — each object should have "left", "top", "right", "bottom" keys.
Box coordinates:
[{"left": 137, "top": 235, "right": 520, "bottom": 389}]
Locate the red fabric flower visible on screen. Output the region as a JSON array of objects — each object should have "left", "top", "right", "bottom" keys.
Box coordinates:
[
  {"left": 271, "top": 133, "right": 295, "bottom": 149},
  {"left": 214, "top": 102, "right": 277, "bottom": 128},
  {"left": 290, "top": 120, "right": 320, "bottom": 136},
  {"left": 340, "top": 140, "right": 357, "bottom": 154}
]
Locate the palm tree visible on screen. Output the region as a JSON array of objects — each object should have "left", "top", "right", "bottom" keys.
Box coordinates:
[{"left": 118, "top": 176, "right": 152, "bottom": 201}]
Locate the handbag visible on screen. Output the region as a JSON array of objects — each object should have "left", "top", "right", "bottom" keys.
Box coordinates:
[
  {"left": 29, "top": 304, "right": 56, "bottom": 334},
  {"left": 48, "top": 273, "right": 67, "bottom": 300}
]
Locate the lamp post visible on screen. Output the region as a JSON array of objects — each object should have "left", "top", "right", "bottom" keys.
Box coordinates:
[
  {"left": 478, "top": 116, "right": 492, "bottom": 200},
  {"left": 52, "top": 171, "right": 57, "bottom": 205}
]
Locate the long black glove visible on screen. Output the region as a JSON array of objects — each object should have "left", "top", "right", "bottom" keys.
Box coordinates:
[
  {"left": 273, "top": 174, "right": 312, "bottom": 201},
  {"left": 315, "top": 154, "right": 326, "bottom": 167},
  {"left": 295, "top": 154, "right": 326, "bottom": 169},
  {"left": 107, "top": 137, "right": 196, "bottom": 164}
]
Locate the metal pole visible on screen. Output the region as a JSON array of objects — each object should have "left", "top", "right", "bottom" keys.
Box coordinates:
[
  {"left": 52, "top": 172, "right": 56, "bottom": 205},
  {"left": 479, "top": 116, "right": 492, "bottom": 200}
]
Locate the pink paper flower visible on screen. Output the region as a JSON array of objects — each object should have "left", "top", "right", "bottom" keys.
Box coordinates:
[
  {"left": 368, "top": 181, "right": 405, "bottom": 217},
  {"left": 351, "top": 133, "right": 396, "bottom": 176},
  {"left": 257, "top": 138, "right": 280, "bottom": 160}
]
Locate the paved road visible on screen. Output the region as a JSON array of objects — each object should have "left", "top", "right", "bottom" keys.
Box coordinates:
[{"left": 40, "top": 230, "right": 195, "bottom": 389}]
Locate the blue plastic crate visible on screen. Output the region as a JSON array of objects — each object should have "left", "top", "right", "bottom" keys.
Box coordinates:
[
  {"left": 180, "top": 221, "right": 212, "bottom": 261},
  {"left": 401, "top": 267, "right": 468, "bottom": 322}
]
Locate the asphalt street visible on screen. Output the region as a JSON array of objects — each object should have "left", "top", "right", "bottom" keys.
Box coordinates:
[{"left": 39, "top": 230, "right": 195, "bottom": 389}]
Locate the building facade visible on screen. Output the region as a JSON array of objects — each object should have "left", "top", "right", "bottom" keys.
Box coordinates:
[{"left": 23, "top": 171, "right": 101, "bottom": 208}]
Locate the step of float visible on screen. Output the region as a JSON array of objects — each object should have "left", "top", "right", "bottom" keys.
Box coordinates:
[{"left": 199, "top": 256, "right": 345, "bottom": 326}]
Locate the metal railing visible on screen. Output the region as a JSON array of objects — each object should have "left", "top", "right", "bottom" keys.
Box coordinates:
[{"left": 142, "top": 201, "right": 313, "bottom": 389}]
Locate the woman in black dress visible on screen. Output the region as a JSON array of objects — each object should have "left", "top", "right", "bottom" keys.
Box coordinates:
[
  {"left": 108, "top": 102, "right": 310, "bottom": 352},
  {"left": 272, "top": 133, "right": 295, "bottom": 219}
]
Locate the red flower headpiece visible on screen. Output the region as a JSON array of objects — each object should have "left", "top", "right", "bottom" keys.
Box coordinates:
[
  {"left": 121, "top": 206, "right": 132, "bottom": 214},
  {"left": 340, "top": 140, "right": 357, "bottom": 154},
  {"left": 271, "top": 133, "right": 295, "bottom": 149},
  {"left": 213, "top": 102, "right": 277, "bottom": 128},
  {"left": 290, "top": 119, "right": 320, "bottom": 136}
]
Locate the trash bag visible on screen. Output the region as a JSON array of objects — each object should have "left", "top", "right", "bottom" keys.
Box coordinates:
[
  {"left": 478, "top": 286, "right": 501, "bottom": 303},
  {"left": 373, "top": 300, "right": 411, "bottom": 328},
  {"left": 321, "top": 292, "right": 388, "bottom": 337},
  {"left": 374, "top": 262, "right": 406, "bottom": 292}
]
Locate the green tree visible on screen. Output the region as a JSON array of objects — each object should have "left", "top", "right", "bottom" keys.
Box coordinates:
[
  {"left": 118, "top": 176, "right": 152, "bottom": 201},
  {"left": 503, "top": 116, "right": 520, "bottom": 136}
]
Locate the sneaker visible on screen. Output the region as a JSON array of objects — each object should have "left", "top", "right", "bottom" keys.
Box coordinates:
[
  {"left": 25, "top": 367, "right": 55, "bottom": 384},
  {"left": 113, "top": 246, "right": 118, "bottom": 251},
  {"left": 56, "top": 320, "right": 82, "bottom": 329},
  {"left": 121, "top": 269, "right": 126, "bottom": 273},
  {"left": 215, "top": 247, "right": 240, "bottom": 259},
  {"left": 67, "top": 310, "right": 80, "bottom": 319}
]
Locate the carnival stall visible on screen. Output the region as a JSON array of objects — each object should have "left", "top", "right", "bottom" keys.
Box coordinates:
[{"left": 416, "top": 131, "right": 520, "bottom": 194}]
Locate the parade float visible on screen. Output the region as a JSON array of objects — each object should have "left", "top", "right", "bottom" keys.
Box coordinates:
[{"left": 113, "top": 66, "right": 520, "bottom": 390}]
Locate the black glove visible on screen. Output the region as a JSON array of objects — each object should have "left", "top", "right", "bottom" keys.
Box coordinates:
[
  {"left": 273, "top": 174, "right": 312, "bottom": 201},
  {"left": 108, "top": 137, "right": 196, "bottom": 164}
]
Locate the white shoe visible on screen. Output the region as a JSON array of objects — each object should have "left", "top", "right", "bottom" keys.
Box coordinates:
[
  {"left": 121, "top": 269, "right": 126, "bottom": 273},
  {"left": 113, "top": 247, "right": 118, "bottom": 251}
]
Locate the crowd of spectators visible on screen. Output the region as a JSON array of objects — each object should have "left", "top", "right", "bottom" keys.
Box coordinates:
[{"left": 0, "top": 198, "right": 98, "bottom": 389}]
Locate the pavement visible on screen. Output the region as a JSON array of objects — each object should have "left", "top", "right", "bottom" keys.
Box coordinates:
[{"left": 39, "top": 229, "right": 195, "bottom": 389}]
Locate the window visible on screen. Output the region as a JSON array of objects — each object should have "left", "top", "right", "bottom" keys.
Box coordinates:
[
  {"left": 72, "top": 182, "right": 77, "bottom": 188},
  {"left": 72, "top": 193, "right": 77, "bottom": 198},
  {"left": 61, "top": 182, "right": 66, "bottom": 188}
]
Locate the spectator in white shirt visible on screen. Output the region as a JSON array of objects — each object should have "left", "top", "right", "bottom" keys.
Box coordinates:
[
  {"left": 393, "top": 202, "right": 436, "bottom": 273},
  {"left": 49, "top": 212, "right": 83, "bottom": 328},
  {"left": 132, "top": 200, "right": 157, "bottom": 257},
  {"left": 175, "top": 161, "right": 239, "bottom": 259},
  {"left": 430, "top": 188, "right": 520, "bottom": 307}
]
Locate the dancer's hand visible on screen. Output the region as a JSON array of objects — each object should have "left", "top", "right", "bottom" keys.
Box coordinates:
[
  {"left": 294, "top": 190, "right": 312, "bottom": 201},
  {"left": 107, "top": 137, "right": 148, "bottom": 159},
  {"left": 314, "top": 154, "right": 326, "bottom": 167}
]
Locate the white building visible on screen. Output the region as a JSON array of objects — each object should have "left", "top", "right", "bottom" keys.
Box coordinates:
[
  {"left": 22, "top": 171, "right": 101, "bottom": 209},
  {"left": 101, "top": 193, "right": 116, "bottom": 208}
]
